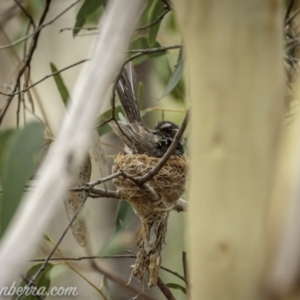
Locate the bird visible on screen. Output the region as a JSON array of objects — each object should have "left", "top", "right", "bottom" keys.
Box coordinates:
[
  {"left": 110, "top": 63, "right": 188, "bottom": 286},
  {"left": 109, "top": 63, "right": 185, "bottom": 157}
]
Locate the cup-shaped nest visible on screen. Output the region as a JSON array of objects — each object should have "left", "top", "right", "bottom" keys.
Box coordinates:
[
  {"left": 112, "top": 153, "right": 188, "bottom": 286},
  {"left": 112, "top": 153, "right": 187, "bottom": 216}
]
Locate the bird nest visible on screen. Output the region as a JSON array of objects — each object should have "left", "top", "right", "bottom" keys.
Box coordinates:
[{"left": 112, "top": 153, "right": 188, "bottom": 286}]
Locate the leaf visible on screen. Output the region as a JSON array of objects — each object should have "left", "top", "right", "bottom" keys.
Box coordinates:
[
  {"left": 103, "top": 276, "right": 114, "bottom": 300},
  {"left": 0, "top": 122, "right": 44, "bottom": 237},
  {"left": 90, "top": 130, "right": 109, "bottom": 189},
  {"left": 160, "top": 48, "right": 184, "bottom": 99},
  {"left": 12, "top": 263, "right": 54, "bottom": 300},
  {"left": 0, "top": 128, "right": 16, "bottom": 169},
  {"left": 165, "top": 12, "right": 178, "bottom": 32},
  {"left": 166, "top": 283, "right": 186, "bottom": 294},
  {"left": 50, "top": 62, "right": 70, "bottom": 105},
  {"left": 137, "top": 81, "right": 144, "bottom": 110},
  {"left": 147, "top": 0, "right": 165, "bottom": 46},
  {"left": 136, "top": 1, "right": 153, "bottom": 28},
  {"left": 114, "top": 201, "right": 134, "bottom": 235},
  {"left": 99, "top": 202, "right": 135, "bottom": 255},
  {"left": 100, "top": 232, "right": 127, "bottom": 255},
  {"left": 73, "top": 0, "right": 105, "bottom": 37},
  {"left": 129, "top": 36, "right": 164, "bottom": 65}
]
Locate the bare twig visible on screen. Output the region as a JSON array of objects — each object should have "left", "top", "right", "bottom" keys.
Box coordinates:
[
  {"left": 135, "top": 9, "right": 169, "bottom": 31},
  {"left": 160, "top": 266, "right": 187, "bottom": 283},
  {"left": 286, "top": 6, "right": 300, "bottom": 26},
  {"left": 16, "top": 192, "right": 89, "bottom": 300},
  {"left": 90, "top": 260, "right": 156, "bottom": 300},
  {"left": 60, "top": 26, "right": 98, "bottom": 33},
  {"left": 89, "top": 187, "right": 119, "bottom": 198},
  {"left": 0, "top": 0, "right": 52, "bottom": 125},
  {"left": 30, "top": 254, "right": 187, "bottom": 283},
  {"left": 15, "top": 0, "right": 36, "bottom": 29},
  {"left": 70, "top": 171, "right": 123, "bottom": 191},
  {"left": 0, "top": 0, "right": 80, "bottom": 50},
  {"left": 285, "top": 0, "right": 295, "bottom": 23},
  {"left": 127, "top": 44, "right": 181, "bottom": 55},
  {"left": 182, "top": 251, "right": 189, "bottom": 289},
  {"left": 157, "top": 277, "right": 176, "bottom": 300},
  {"left": 0, "top": 1, "right": 25, "bottom": 26},
  {"left": 21, "top": 275, "right": 44, "bottom": 300},
  {"left": 0, "top": 59, "right": 89, "bottom": 97},
  {"left": 30, "top": 254, "right": 136, "bottom": 262},
  {"left": 0, "top": 27, "right": 52, "bottom": 133}
]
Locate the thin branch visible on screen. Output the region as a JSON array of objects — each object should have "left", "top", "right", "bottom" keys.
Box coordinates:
[
  {"left": 89, "top": 187, "right": 119, "bottom": 199},
  {"left": 15, "top": 0, "right": 36, "bottom": 29},
  {"left": 97, "top": 116, "right": 113, "bottom": 129},
  {"left": 160, "top": 266, "right": 187, "bottom": 283},
  {"left": 157, "top": 277, "right": 176, "bottom": 300},
  {"left": 88, "top": 170, "right": 123, "bottom": 187},
  {"left": 161, "top": 0, "right": 172, "bottom": 10},
  {"left": 127, "top": 44, "right": 181, "bottom": 55},
  {"left": 90, "top": 260, "right": 156, "bottom": 300},
  {"left": 286, "top": 6, "right": 300, "bottom": 26},
  {"left": 141, "top": 107, "right": 186, "bottom": 114},
  {"left": 30, "top": 254, "right": 136, "bottom": 262},
  {"left": 135, "top": 9, "right": 169, "bottom": 31},
  {"left": 30, "top": 255, "right": 187, "bottom": 283},
  {"left": 16, "top": 192, "right": 89, "bottom": 300},
  {"left": 0, "top": 0, "right": 53, "bottom": 125},
  {"left": 0, "top": 1, "right": 25, "bottom": 26},
  {"left": 60, "top": 26, "right": 98, "bottom": 33},
  {"left": 0, "top": 59, "right": 89, "bottom": 97},
  {"left": 182, "top": 251, "right": 189, "bottom": 292},
  {"left": 0, "top": 27, "right": 52, "bottom": 134},
  {"left": 0, "top": 0, "right": 80, "bottom": 50},
  {"left": 21, "top": 275, "right": 44, "bottom": 300},
  {"left": 285, "top": 0, "right": 295, "bottom": 23}
]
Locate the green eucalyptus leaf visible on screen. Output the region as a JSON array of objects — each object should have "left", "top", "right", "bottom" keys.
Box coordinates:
[
  {"left": 73, "top": 0, "right": 105, "bottom": 37},
  {"left": 137, "top": 81, "right": 144, "bottom": 111},
  {"left": 137, "top": 1, "right": 153, "bottom": 28},
  {"left": 129, "top": 37, "right": 164, "bottom": 65},
  {"left": 103, "top": 276, "right": 114, "bottom": 300},
  {"left": 160, "top": 48, "right": 184, "bottom": 99},
  {"left": 166, "top": 283, "right": 186, "bottom": 294},
  {"left": 147, "top": 0, "right": 165, "bottom": 46},
  {"left": 114, "top": 201, "right": 134, "bottom": 234},
  {"left": 165, "top": 12, "right": 178, "bottom": 32},
  {"left": 0, "top": 122, "right": 44, "bottom": 237},
  {"left": 99, "top": 202, "right": 135, "bottom": 255},
  {"left": 0, "top": 129, "right": 16, "bottom": 170},
  {"left": 12, "top": 263, "right": 54, "bottom": 300},
  {"left": 50, "top": 62, "right": 70, "bottom": 105},
  {"left": 100, "top": 232, "right": 127, "bottom": 255}
]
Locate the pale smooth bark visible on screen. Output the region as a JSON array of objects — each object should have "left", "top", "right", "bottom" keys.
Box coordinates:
[
  {"left": 0, "top": 0, "right": 146, "bottom": 290},
  {"left": 175, "top": 1, "right": 284, "bottom": 299}
]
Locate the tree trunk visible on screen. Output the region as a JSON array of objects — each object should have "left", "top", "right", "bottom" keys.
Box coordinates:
[{"left": 175, "top": 1, "right": 284, "bottom": 299}]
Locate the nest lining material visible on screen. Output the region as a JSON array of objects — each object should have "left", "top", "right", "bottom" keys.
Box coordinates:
[{"left": 112, "top": 153, "right": 187, "bottom": 286}]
